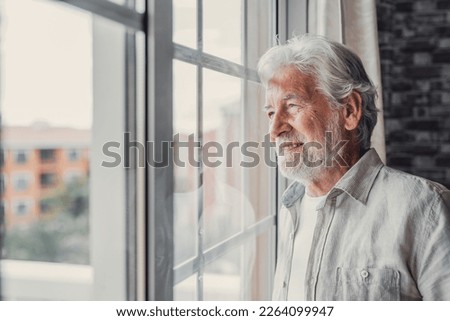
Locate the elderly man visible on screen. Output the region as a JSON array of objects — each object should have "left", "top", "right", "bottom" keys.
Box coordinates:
[{"left": 258, "top": 34, "right": 450, "bottom": 301}]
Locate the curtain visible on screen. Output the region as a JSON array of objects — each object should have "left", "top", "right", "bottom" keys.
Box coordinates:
[{"left": 308, "top": 0, "right": 386, "bottom": 162}]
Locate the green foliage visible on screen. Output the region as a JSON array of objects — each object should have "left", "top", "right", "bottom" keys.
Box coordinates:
[{"left": 3, "top": 178, "right": 90, "bottom": 264}]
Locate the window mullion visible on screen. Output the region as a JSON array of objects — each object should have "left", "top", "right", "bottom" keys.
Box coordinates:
[
  {"left": 146, "top": 0, "right": 174, "bottom": 301},
  {"left": 196, "top": 0, "right": 205, "bottom": 302}
]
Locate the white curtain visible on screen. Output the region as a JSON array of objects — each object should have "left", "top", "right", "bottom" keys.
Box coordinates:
[{"left": 308, "top": 0, "right": 386, "bottom": 162}]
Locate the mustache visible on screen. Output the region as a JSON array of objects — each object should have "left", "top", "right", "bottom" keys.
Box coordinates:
[{"left": 275, "top": 133, "right": 307, "bottom": 148}]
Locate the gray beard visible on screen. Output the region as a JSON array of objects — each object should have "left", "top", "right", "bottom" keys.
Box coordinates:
[{"left": 276, "top": 112, "right": 344, "bottom": 184}]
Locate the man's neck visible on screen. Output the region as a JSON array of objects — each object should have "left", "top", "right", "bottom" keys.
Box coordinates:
[{"left": 304, "top": 151, "right": 361, "bottom": 197}]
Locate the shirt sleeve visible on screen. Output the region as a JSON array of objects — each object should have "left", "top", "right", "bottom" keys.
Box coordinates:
[{"left": 417, "top": 189, "right": 450, "bottom": 300}]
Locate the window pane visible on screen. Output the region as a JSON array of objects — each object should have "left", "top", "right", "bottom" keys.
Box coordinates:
[
  {"left": 246, "top": 0, "right": 273, "bottom": 69},
  {"left": 173, "top": 60, "right": 198, "bottom": 265},
  {"left": 174, "top": 273, "right": 198, "bottom": 300},
  {"left": 242, "top": 81, "right": 273, "bottom": 222},
  {"left": 203, "top": 246, "right": 241, "bottom": 300},
  {"left": 202, "top": 69, "right": 247, "bottom": 249},
  {"left": 0, "top": 0, "right": 138, "bottom": 301},
  {"left": 173, "top": 0, "right": 197, "bottom": 48},
  {"left": 0, "top": 0, "right": 92, "bottom": 276},
  {"left": 203, "top": 0, "right": 242, "bottom": 64}
]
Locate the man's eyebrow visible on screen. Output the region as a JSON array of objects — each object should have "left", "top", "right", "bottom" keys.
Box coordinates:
[
  {"left": 282, "top": 93, "right": 300, "bottom": 100},
  {"left": 263, "top": 105, "right": 272, "bottom": 112}
]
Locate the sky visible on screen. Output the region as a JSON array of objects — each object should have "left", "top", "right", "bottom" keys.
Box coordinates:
[
  {"left": 1, "top": 0, "right": 93, "bottom": 129},
  {"left": 0, "top": 0, "right": 243, "bottom": 132}
]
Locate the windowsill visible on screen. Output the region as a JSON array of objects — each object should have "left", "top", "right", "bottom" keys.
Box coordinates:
[{"left": 0, "top": 259, "right": 93, "bottom": 300}]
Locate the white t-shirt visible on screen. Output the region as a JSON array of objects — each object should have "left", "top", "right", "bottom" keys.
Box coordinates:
[{"left": 287, "top": 192, "right": 327, "bottom": 301}]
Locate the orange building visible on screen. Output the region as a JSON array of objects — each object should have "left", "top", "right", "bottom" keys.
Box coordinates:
[{"left": 1, "top": 124, "right": 90, "bottom": 228}]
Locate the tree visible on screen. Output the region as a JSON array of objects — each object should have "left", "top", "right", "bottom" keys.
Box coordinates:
[{"left": 3, "top": 178, "right": 90, "bottom": 264}]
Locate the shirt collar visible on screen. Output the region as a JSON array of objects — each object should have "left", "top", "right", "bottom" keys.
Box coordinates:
[{"left": 281, "top": 148, "right": 384, "bottom": 208}]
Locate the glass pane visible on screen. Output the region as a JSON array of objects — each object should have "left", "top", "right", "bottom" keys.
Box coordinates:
[
  {"left": 202, "top": 69, "right": 252, "bottom": 249},
  {"left": 173, "top": 0, "right": 197, "bottom": 48},
  {"left": 0, "top": 0, "right": 134, "bottom": 301},
  {"left": 247, "top": 231, "right": 274, "bottom": 300},
  {"left": 174, "top": 273, "right": 197, "bottom": 300},
  {"left": 1, "top": 0, "right": 92, "bottom": 265},
  {"left": 242, "top": 81, "right": 273, "bottom": 222},
  {"left": 173, "top": 60, "right": 198, "bottom": 265},
  {"left": 203, "top": 230, "right": 274, "bottom": 300},
  {"left": 203, "top": 246, "right": 241, "bottom": 300},
  {"left": 246, "top": 0, "right": 273, "bottom": 69},
  {"left": 107, "top": 0, "right": 145, "bottom": 13},
  {"left": 203, "top": 0, "right": 242, "bottom": 64}
]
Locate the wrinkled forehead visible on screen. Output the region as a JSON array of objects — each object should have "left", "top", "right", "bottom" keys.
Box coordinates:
[{"left": 265, "top": 65, "right": 316, "bottom": 101}]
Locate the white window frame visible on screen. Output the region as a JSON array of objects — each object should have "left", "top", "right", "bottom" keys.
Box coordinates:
[{"left": 1, "top": 0, "right": 307, "bottom": 301}]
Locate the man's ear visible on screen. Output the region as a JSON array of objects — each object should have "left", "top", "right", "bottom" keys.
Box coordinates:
[{"left": 342, "top": 91, "right": 363, "bottom": 131}]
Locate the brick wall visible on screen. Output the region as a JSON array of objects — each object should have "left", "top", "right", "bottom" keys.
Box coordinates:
[{"left": 377, "top": 0, "right": 450, "bottom": 188}]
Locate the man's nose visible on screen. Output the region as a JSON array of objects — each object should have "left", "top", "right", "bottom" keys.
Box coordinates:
[{"left": 270, "top": 111, "right": 291, "bottom": 141}]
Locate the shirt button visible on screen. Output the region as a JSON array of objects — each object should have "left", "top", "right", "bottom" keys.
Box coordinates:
[
  {"left": 282, "top": 281, "right": 287, "bottom": 288},
  {"left": 360, "top": 270, "right": 369, "bottom": 278},
  {"left": 289, "top": 233, "right": 294, "bottom": 240}
]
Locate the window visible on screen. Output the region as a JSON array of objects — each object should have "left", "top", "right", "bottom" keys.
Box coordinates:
[
  {"left": 39, "top": 199, "right": 53, "bottom": 215},
  {"left": 0, "top": 174, "right": 6, "bottom": 195},
  {"left": 39, "top": 149, "right": 56, "bottom": 162},
  {"left": 0, "top": 0, "right": 143, "bottom": 300},
  {"left": 0, "top": 200, "right": 5, "bottom": 222},
  {"left": 12, "top": 199, "right": 33, "bottom": 216},
  {"left": 0, "top": 0, "right": 284, "bottom": 301},
  {"left": 12, "top": 173, "right": 31, "bottom": 192},
  {"left": 40, "top": 172, "right": 56, "bottom": 188},
  {"left": 169, "top": 0, "right": 276, "bottom": 300},
  {"left": 0, "top": 148, "right": 5, "bottom": 167},
  {"left": 13, "top": 150, "right": 29, "bottom": 164},
  {"left": 67, "top": 149, "right": 80, "bottom": 161}
]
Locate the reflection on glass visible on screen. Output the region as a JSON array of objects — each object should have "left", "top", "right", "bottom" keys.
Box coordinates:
[
  {"left": 204, "top": 246, "right": 241, "bottom": 300},
  {"left": 173, "top": 0, "right": 197, "bottom": 48},
  {"left": 248, "top": 231, "right": 274, "bottom": 300},
  {"left": 174, "top": 273, "right": 198, "bottom": 300},
  {"left": 242, "top": 81, "right": 272, "bottom": 222},
  {"left": 202, "top": 69, "right": 254, "bottom": 249},
  {"left": 246, "top": 0, "right": 273, "bottom": 69},
  {"left": 0, "top": 0, "right": 91, "bottom": 266},
  {"left": 173, "top": 61, "right": 198, "bottom": 265},
  {"left": 203, "top": 0, "right": 242, "bottom": 64}
]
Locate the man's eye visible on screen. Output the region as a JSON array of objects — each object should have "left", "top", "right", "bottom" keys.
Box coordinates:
[
  {"left": 267, "top": 111, "right": 275, "bottom": 119},
  {"left": 288, "top": 103, "right": 298, "bottom": 108}
]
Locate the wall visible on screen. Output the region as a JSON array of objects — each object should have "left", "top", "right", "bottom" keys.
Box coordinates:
[{"left": 377, "top": 0, "right": 450, "bottom": 188}]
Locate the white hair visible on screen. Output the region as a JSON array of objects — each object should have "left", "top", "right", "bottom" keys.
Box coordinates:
[{"left": 257, "top": 34, "right": 378, "bottom": 151}]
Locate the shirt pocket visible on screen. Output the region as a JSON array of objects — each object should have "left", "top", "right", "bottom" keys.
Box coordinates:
[{"left": 335, "top": 267, "right": 400, "bottom": 301}]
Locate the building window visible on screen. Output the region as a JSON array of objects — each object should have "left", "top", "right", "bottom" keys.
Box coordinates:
[
  {"left": 0, "top": 200, "right": 6, "bottom": 222},
  {"left": 67, "top": 149, "right": 80, "bottom": 161},
  {"left": 40, "top": 172, "right": 57, "bottom": 188},
  {"left": 12, "top": 199, "right": 33, "bottom": 216},
  {"left": 14, "top": 150, "right": 29, "bottom": 164},
  {"left": 0, "top": 149, "right": 5, "bottom": 167},
  {"left": 40, "top": 149, "right": 56, "bottom": 162},
  {"left": 0, "top": 174, "right": 6, "bottom": 195},
  {"left": 12, "top": 173, "right": 31, "bottom": 192},
  {"left": 39, "top": 199, "right": 53, "bottom": 215}
]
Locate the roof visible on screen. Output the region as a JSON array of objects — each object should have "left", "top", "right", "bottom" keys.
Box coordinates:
[{"left": 1, "top": 124, "right": 91, "bottom": 149}]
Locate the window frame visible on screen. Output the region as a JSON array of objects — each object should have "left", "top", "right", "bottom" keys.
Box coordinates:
[
  {"left": 1, "top": 0, "right": 307, "bottom": 301},
  {"left": 151, "top": 0, "right": 285, "bottom": 301}
]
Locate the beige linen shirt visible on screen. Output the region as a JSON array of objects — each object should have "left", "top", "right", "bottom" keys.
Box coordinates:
[{"left": 272, "top": 149, "right": 450, "bottom": 300}]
